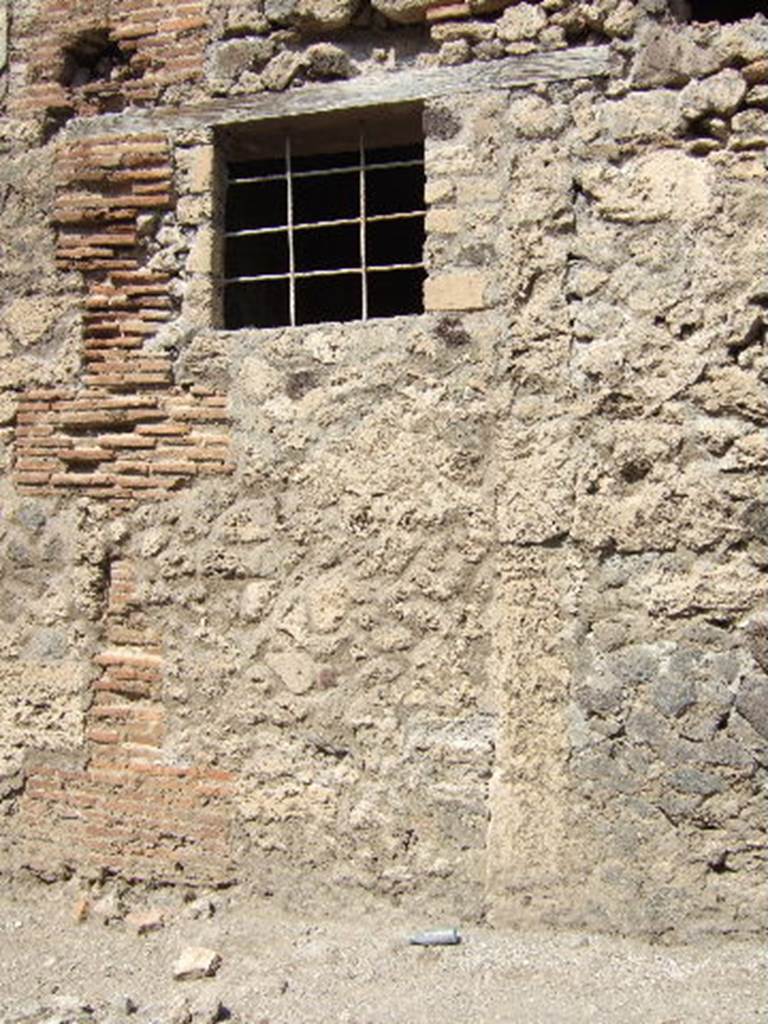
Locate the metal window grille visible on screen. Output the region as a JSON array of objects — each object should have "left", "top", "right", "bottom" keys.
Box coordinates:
[{"left": 223, "top": 128, "right": 425, "bottom": 329}]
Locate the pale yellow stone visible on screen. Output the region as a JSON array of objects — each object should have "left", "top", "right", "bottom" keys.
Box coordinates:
[
  {"left": 424, "top": 272, "right": 487, "bottom": 310},
  {"left": 265, "top": 649, "right": 316, "bottom": 694},
  {"left": 425, "top": 208, "right": 460, "bottom": 234},
  {"left": 189, "top": 146, "right": 214, "bottom": 193},
  {"left": 2, "top": 297, "right": 59, "bottom": 348},
  {"left": 186, "top": 227, "right": 213, "bottom": 274},
  {"left": 424, "top": 179, "right": 455, "bottom": 205}
]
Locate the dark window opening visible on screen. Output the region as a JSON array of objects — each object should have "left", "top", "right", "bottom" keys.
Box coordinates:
[
  {"left": 220, "top": 107, "right": 425, "bottom": 329},
  {"left": 58, "top": 29, "right": 130, "bottom": 89},
  {"left": 684, "top": 0, "right": 766, "bottom": 23}
]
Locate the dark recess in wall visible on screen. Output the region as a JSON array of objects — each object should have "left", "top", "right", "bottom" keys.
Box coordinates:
[
  {"left": 58, "top": 28, "right": 129, "bottom": 89},
  {"left": 687, "top": 0, "right": 766, "bottom": 22}
]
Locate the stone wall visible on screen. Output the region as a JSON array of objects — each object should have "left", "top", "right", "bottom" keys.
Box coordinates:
[{"left": 0, "top": 0, "right": 766, "bottom": 937}]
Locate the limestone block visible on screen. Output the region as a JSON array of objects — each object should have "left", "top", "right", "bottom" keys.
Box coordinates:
[
  {"left": 239, "top": 580, "right": 273, "bottom": 621},
  {"left": 599, "top": 90, "right": 680, "bottom": 142},
  {"left": 265, "top": 0, "right": 298, "bottom": 24},
  {"left": 603, "top": 0, "right": 639, "bottom": 39},
  {"left": 743, "top": 59, "right": 768, "bottom": 85},
  {"left": 430, "top": 19, "right": 495, "bottom": 43},
  {"left": 497, "top": 2, "right": 547, "bottom": 43},
  {"left": 629, "top": 25, "right": 719, "bottom": 88},
  {"left": 179, "top": 148, "right": 215, "bottom": 195},
  {"left": 580, "top": 150, "right": 716, "bottom": 224},
  {"left": 2, "top": 297, "right": 61, "bottom": 348},
  {"left": 265, "top": 649, "right": 316, "bottom": 694},
  {"left": 424, "top": 272, "right": 486, "bottom": 310},
  {"left": 507, "top": 93, "right": 570, "bottom": 140},
  {"left": 679, "top": 69, "right": 747, "bottom": 122},
  {"left": 224, "top": 0, "right": 270, "bottom": 35},
  {"left": 424, "top": 179, "right": 455, "bottom": 205},
  {"left": 176, "top": 195, "right": 210, "bottom": 226},
  {"left": 262, "top": 51, "right": 304, "bottom": 91},
  {"left": 186, "top": 228, "right": 212, "bottom": 274},
  {"left": 370, "top": 0, "right": 432, "bottom": 23},
  {"left": 715, "top": 21, "right": 768, "bottom": 66},
  {"left": 210, "top": 38, "right": 273, "bottom": 84},
  {"left": 731, "top": 108, "right": 768, "bottom": 148},
  {"left": 438, "top": 39, "right": 472, "bottom": 66},
  {"left": 304, "top": 43, "right": 355, "bottom": 80},
  {"left": 425, "top": 208, "right": 460, "bottom": 234},
  {"left": 691, "top": 365, "right": 768, "bottom": 422},
  {"left": 746, "top": 84, "right": 768, "bottom": 108},
  {"left": 0, "top": 392, "right": 14, "bottom": 426},
  {"left": 647, "top": 559, "right": 764, "bottom": 620},
  {"left": 305, "top": 570, "right": 349, "bottom": 633},
  {"left": 0, "top": 662, "right": 86, "bottom": 777},
  {"left": 296, "top": 0, "right": 358, "bottom": 30}
]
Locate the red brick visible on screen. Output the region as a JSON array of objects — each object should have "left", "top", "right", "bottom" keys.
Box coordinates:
[
  {"left": 96, "top": 434, "right": 156, "bottom": 449},
  {"left": 86, "top": 727, "right": 122, "bottom": 745}
]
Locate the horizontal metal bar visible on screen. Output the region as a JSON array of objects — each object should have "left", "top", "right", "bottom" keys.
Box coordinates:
[
  {"left": 223, "top": 261, "right": 424, "bottom": 284},
  {"left": 225, "top": 209, "right": 425, "bottom": 239},
  {"left": 366, "top": 262, "right": 426, "bottom": 273},
  {"left": 228, "top": 158, "right": 423, "bottom": 186}
]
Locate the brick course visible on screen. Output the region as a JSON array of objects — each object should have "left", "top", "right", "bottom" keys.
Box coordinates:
[
  {"left": 16, "top": 557, "right": 237, "bottom": 885},
  {"left": 12, "top": 135, "right": 233, "bottom": 505},
  {"left": 10, "top": 0, "right": 206, "bottom": 121}
]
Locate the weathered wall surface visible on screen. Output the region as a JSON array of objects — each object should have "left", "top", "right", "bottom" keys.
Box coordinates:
[{"left": 0, "top": 0, "right": 766, "bottom": 937}]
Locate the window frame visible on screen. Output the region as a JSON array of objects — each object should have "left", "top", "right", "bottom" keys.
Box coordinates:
[{"left": 217, "top": 104, "right": 426, "bottom": 331}]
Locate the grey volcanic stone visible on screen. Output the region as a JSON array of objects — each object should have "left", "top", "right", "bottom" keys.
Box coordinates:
[
  {"left": 651, "top": 676, "right": 696, "bottom": 719},
  {"left": 735, "top": 675, "right": 768, "bottom": 739},
  {"left": 670, "top": 768, "right": 725, "bottom": 797}
]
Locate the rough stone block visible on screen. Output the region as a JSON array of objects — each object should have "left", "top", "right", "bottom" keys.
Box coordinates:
[
  {"left": 735, "top": 676, "right": 768, "bottom": 739},
  {"left": 679, "top": 69, "right": 747, "bottom": 122},
  {"left": 670, "top": 768, "right": 725, "bottom": 797},
  {"left": 425, "top": 179, "right": 456, "bottom": 205},
  {"left": 731, "top": 108, "right": 768, "bottom": 148},
  {"left": 296, "top": 0, "right": 358, "bottom": 30},
  {"left": 629, "top": 25, "right": 719, "bottom": 88},
  {"left": 651, "top": 676, "right": 696, "bottom": 719},
  {"left": 265, "top": 649, "right": 316, "bottom": 694},
  {"left": 715, "top": 22, "right": 768, "bottom": 66},
  {"left": 370, "top": 0, "right": 432, "bottom": 23},
  {"left": 497, "top": 2, "right": 547, "bottom": 43},
  {"left": 581, "top": 150, "right": 715, "bottom": 223},
  {"left": 186, "top": 228, "right": 213, "bottom": 274}
]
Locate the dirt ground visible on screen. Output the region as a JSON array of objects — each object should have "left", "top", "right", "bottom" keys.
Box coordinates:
[{"left": 1, "top": 882, "right": 766, "bottom": 1024}]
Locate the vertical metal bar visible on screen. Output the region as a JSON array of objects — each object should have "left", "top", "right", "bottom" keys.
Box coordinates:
[
  {"left": 286, "top": 135, "right": 296, "bottom": 328},
  {"left": 359, "top": 127, "right": 368, "bottom": 323},
  {"left": 221, "top": 157, "right": 229, "bottom": 329}
]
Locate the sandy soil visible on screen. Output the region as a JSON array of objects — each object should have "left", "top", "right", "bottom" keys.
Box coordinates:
[{"left": 1, "top": 882, "right": 766, "bottom": 1024}]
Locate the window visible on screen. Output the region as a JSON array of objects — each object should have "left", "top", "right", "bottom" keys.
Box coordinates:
[{"left": 219, "top": 106, "right": 426, "bottom": 329}]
